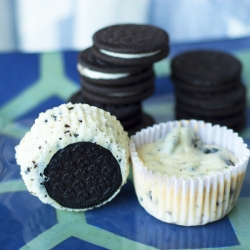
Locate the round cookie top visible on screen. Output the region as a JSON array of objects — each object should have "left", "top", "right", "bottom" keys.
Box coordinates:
[
  {"left": 171, "top": 50, "right": 242, "bottom": 86},
  {"left": 93, "top": 24, "right": 169, "bottom": 53},
  {"left": 44, "top": 141, "right": 122, "bottom": 209}
]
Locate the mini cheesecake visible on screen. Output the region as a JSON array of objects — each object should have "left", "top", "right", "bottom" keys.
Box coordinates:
[{"left": 15, "top": 103, "right": 130, "bottom": 211}]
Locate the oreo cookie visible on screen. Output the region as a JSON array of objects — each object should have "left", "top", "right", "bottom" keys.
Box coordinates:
[
  {"left": 81, "top": 78, "right": 155, "bottom": 105},
  {"left": 177, "top": 98, "right": 246, "bottom": 118},
  {"left": 171, "top": 75, "right": 239, "bottom": 93},
  {"left": 127, "top": 113, "right": 155, "bottom": 136},
  {"left": 44, "top": 142, "right": 122, "bottom": 209},
  {"left": 69, "top": 91, "right": 142, "bottom": 121},
  {"left": 92, "top": 24, "right": 169, "bottom": 66},
  {"left": 175, "top": 84, "right": 246, "bottom": 111},
  {"left": 81, "top": 73, "right": 155, "bottom": 97},
  {"left": 120, "top": 113, "right": 142, "bottom": 130},
  {"left": 78, "top": 48, "right": 154, "bottom": 85},
  {"left": 68, "top": 91, "right": 143, "bottom": 131},
  {"left": 175, "top": 105, "right": 245, "bottom": 131},
  {"left": 171, "top": 50, "right": 242, "bottom": 87}
]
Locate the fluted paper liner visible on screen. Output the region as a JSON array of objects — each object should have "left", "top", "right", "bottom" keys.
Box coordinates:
[{"left": 130, "top": 120, "right": 250, "bottom": 226}]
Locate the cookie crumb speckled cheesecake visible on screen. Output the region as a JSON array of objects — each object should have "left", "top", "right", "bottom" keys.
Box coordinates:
[
  {"left": 15, "top": 103, "right": 130, "bottom": 211},
  {"left": 129, "top": 120, "right": 250, "bottom": 226}
]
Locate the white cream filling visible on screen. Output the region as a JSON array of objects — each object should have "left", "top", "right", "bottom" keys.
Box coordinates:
[
  {"left": 77, "top": 63, "right": 129, "bottom": 79},
  {"left": 100, "top": 49, "right": 161, "bottom": 59}
]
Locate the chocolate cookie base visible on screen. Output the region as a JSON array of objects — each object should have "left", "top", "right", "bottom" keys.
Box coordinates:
[{"left": 43, "top": 141, "right": 122, "bottom": 209}]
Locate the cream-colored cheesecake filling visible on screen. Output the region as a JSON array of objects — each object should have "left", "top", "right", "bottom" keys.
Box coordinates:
[
  {"left": 138, "top": 127, "right": 238, "bottom": 179},
  {"left": 100, "top": 49, "right": 161, "bottom": 59},
  {"left": 77, "top": 63, "right": 129, "bottom": 79}
]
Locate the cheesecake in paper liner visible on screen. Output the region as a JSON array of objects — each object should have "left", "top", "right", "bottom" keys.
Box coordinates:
[
  {"left": 129, "top": 120, "right": 250, "bottom": 226},
  {"left": 15, "top": 103, "right": 130, "bottom": 211}
]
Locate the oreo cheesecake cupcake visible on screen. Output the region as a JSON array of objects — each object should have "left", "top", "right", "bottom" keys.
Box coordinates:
[
  {"left": 129, "top": 120, "right": 249, "bottom": 226},
  {"left": 15, "top": 103, "right": 130, "bottom": 211}
]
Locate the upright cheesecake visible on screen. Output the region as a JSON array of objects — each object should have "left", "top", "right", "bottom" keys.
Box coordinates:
[{"left": 130, "top": 120, "right": 249, "bottom": 226}]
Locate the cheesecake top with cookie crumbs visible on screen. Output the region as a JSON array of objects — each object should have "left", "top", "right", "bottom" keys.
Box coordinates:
[{"left": 137, "top": 126, "right": 238, "bottom": 179}]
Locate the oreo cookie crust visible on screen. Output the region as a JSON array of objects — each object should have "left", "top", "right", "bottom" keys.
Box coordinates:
[
  {"left": 44, "top": 142, "right": 122, "bottom": 209},
  {"left": 15, "top": 103, "right": 130, "bottom": 211},
  {"left": 92, "top": 24, "right": 169, "bottom": 65},
  {"left": 171, "top": 50, "right": 242, "bottom": 86}
]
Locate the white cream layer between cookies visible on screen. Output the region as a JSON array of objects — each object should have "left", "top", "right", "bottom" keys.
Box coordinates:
[
  {"left": 77, "top": 63, "right": 129, "bottom": 79},
  {"left": 15, "top": 103, "right": 130, "bottom": 211},
  {"left": 100, "top": 49, "right": 161, "bottom": 58},
  {"left": 130, "top": 120, "right": 250, "bottom": 226}
]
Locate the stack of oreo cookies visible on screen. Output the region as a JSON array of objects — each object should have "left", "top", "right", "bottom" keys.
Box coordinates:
[
  {"left": 171, "top": 50, "right": 246, "bottom": 131},
  {"left": 69, "top": 24, "right": 169, "bottom": 135}
]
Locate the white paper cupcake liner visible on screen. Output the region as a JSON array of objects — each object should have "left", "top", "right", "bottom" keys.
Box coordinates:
[{"left": 129, "top": 120, "right": 250, "bottom": 226}]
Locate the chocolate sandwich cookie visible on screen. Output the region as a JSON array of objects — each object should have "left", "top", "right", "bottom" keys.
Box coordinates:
[
  {"left": 177, "top": 98, "right": 246, "bottom": 117},
  {"left": 175, "top": 105, "right": 245, "bottom": 131},
  {"left": 80, "top": 73, "right": 155, "bottom": 97},
  {"left": 69, "top": 91, "right": 142, "bottom": 120},
  {"left": 127, "top": 113, "right": 155, "bottom": 136},
  {"left": 120, "top": 113, "right": 142, "bottom": 130},
  {"left": 78, "top": 48, "right": 154, "bottom": 85},
  {"left": 171, "top": 76, "right": 239, "bottom": 93},
  {"left": 174, "top": 80, "right": 243, "bottom": 99},
  {"left": 81, "top": 77, "right": 155, "bottom": 105},
  {"left": 175, "top": 84, "right": 246, "bottom": 110},
  {"left": 92, "top": 24, "right": 169, "bottom": 66},
  {"left": 43, "top": 141, "right": 122, "bottom": 209},
  {"left": 68, "top": 92, "right": 143, "bottom": 131},
  {"left": 15, "top": 103, "right": 130, "bottom": 211},
  {"left": 171, "top": 50, "right": 242, "bottom": 87},
  {"left": 69, "top": 91, "right": 87, "bottom": 104}
]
